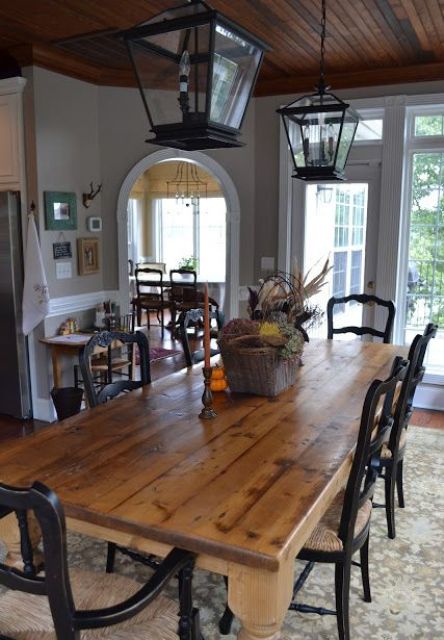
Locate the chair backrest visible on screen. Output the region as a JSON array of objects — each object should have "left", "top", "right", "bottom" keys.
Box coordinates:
[
  {"left": 405, "top": 322, "right": 438, "bottom": 419},
  {"left": 327, "top": 293, "right": 396, "bottom": 343},
  {"left": 337, "top": 356, "right": 408, "bottom": 550},
  {"left": 79, "top": 330, "right": 151, "bottom": 407},
  {"left": 135, "top": 267, "right": 164, "bottom": 299},
  {"left": 179, "top": 307, "right": 225, "bottom": 366},
  {"left": 0, "top": 480, "right": 197, "bottom": 640},
  {"left": 169, "top": 269, "right": 197, "bottom": 304}
]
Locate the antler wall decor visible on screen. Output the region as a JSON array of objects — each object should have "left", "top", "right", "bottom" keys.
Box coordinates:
[{"left": 82, "top": 182, "right": 102, "bottom": 208}]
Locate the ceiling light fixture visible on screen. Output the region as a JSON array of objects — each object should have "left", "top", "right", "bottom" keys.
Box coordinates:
[
  {"left": 167, "top": 162, "right": 208, "bottom": 206},
  {"left": 121, "top": 0, "right": 268, "bottom": 151},
  {"left": 277, "top": 0, "right": 360, "bottom": 181}
]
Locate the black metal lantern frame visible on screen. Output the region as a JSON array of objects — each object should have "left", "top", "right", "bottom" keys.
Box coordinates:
[
  {"left": 121, "top": 0, "right": 269, "bottom": 150},
  {"left": 277, "top": 0, "right": 360, "bottom": 181}
]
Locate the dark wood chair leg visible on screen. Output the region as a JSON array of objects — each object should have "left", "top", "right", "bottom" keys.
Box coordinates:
[
  {"left": 359, "top": 533, "right": 371, "bottom": 603},
  {"left": 335, "top": 561, "right": 351, "bottom": 640},
  {"left": 106, "top": 542, "right": 116, "bottom": 573},
  {"left": 396, "top": 458, "right": 405, "bottom": 508},
  {"left": 385, "top": 465, "right": 397, "bottom": 539}
]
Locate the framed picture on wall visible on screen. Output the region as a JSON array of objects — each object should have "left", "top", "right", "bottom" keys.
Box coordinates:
[
  {"left": 77, "top": 237, "right": 99, "bottom": 275},
  {"left": 44, "top": 191, "right": 77, "bottom": 230}
]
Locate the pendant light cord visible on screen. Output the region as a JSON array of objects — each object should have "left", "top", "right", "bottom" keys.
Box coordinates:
[{"left": 319, "top": 0, "right": 327, "bottom": 95}]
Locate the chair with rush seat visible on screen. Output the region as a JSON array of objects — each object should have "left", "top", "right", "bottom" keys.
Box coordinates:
[
  {"left": 375, "top": 322, "right": 437, "bottom": 538},
  {"left": 0, "top": 480, "right": 201, "bottom": 640},
  {"left": 179, "top": 307, "right": 224, "bottom": 367},
  {"left": 327, "top": 293, "right": 395, "bottom": 343},
  {"left": 79, "top": 330, "right": 150, "bottom": 408}
]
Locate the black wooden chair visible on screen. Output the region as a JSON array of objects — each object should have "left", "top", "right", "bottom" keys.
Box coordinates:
[
  {"left": 179, "top": 307, "right": 224, "bottom": 367},
  {"left": 375, "top": 322, "right": 437, "bottom": 538},
  {"left": 0, "top": 480, "right": 200, "bottom": 640},
  {"left": 327, "top": 293, "right": 396, "bottom": 343},
  {"left": 79, "top": 330, "right": 151, "bottom": 408},
  {"left": 79, "top": 330, "right": 153, "bottom": 572},
  {"left": 132, "top": 267, "right": 171, "bottom": 338},
  {"left": 220, "top": 357, "right": 408, "bottom": 640}
]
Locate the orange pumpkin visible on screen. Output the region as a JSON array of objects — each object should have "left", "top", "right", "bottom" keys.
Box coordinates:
[
  {"left": 211, "top": 365, "right": 225, "bottom": 380},
  {"left": 210, "top": 377, "right": 228, "bottom": 392}
]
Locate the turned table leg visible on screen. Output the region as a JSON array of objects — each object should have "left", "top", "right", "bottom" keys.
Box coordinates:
[
  {"left": 0, "top": 512, "right": 43, "bottom": 570},
  {"left": 228, "top": 557, "right": 294, "bottom": 640}
]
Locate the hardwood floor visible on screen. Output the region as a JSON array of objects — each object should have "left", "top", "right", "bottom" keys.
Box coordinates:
[{"left": 0, "top": 316, "right": 442, "bottom": 442}]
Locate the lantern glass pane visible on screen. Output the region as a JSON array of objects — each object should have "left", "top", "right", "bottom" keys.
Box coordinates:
[
  {"left": 336, "top": 117, "right": 359, "bottom": 171},
  {"left": 127, "top": 23, "right": 211, "bottom": 128},
  {"left": 210, "top": 23, "right": 262, "bottom": 128}
]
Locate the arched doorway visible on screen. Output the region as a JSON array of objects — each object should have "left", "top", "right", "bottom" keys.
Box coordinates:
[{"left": 117, "top": 149, "right": 240, "bottom": 319}]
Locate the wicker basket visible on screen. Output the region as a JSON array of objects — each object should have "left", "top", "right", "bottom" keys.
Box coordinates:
[{"left": 219, "top": 335, "right": 300, "bottom": 397}]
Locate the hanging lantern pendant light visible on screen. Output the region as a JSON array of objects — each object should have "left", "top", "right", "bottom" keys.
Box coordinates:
[
  {"left": 277, "top": 0, "right": 360, "bottom": 181},
  {"left": 122, "top": 0, "right": 269, "bottom": 150}
]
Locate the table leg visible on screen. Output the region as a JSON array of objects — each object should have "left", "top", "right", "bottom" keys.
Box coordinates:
[
  {"left": 228, "top": 557, "right": 294, "bottom": 640},
  {"left": 0, "top": 512, "right": 43, "bottom": 570},
  {"left": 51, "top": 346, "right": 62, "bottom": 388}
]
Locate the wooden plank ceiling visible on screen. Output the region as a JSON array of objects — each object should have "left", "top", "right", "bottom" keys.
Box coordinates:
[{"left": 1, "top": 0, "right": 444, "bottom": 95}]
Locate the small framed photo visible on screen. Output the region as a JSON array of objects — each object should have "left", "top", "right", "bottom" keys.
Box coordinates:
[
  {"left": 77, "top": 237, "right": 99, "bottom": 275},
  {"left": 44, "top": 191, "right": 77, "bottom": 230}
]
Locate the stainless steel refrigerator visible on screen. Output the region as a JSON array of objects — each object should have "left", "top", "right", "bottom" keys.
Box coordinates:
[{"left": 0, "top": 191, "right": 32, "bottom": 418}]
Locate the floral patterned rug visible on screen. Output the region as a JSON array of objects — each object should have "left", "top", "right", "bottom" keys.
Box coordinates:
[{"left": 8, "top": 426, "right": 444, "bottom": 639}]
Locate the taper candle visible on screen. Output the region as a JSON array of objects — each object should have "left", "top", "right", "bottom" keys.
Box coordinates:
[{"left": 203, "top": 282, "right": 210, "bottom": 368}]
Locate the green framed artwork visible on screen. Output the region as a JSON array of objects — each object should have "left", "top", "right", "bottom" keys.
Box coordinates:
[{"left": 44, "top": 191, "right": 77, "bottom": 230}]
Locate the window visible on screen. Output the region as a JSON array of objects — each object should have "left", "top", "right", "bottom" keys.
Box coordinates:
[
  {"left": 334, "top": 191, "right": 350, "bottom": 247},
  {"left": 414, "top": 114, "right": 444, "bottom": 137},
  {"left": 156, "top": 197, "right": 226, "bottom": 281}
]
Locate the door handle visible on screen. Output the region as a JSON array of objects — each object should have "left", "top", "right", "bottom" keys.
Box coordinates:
[{"left": 367, "top": 280, "right": 375, "bottom": 289}]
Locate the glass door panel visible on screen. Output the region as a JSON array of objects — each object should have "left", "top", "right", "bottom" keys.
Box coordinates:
[
  {"left": 304, "top": 183, "right": 369, "bottom": 338},
  {"left": 402, "top": 152, "right": 444, "bottom": 375}
]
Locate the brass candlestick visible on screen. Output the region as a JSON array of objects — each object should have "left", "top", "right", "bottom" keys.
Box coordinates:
[{"left": 199, "top": 366, "right": 217, "bottom": 419}]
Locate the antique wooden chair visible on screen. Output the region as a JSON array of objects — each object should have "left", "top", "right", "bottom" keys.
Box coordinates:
[
  {"left": 0, "top": 480, "right": 200, "bottom": 640},
  {"left": 327, "top": 293, "right": 395, "bottom": 343},
  {"left": 220, "top": 357, "right": 408, "bottom": 640},
  {"left": 179, "top": 307, "right": 224, "bottom": 367},
  {"left": 168, "top": 268, "right": 199, "bottom": 331},
  {"left": 78, "top": 330, "right": 151, "bottom": 408},
  {"left": 375, "top": 322, "right": 437, "bottom": 538},
  {"left": 132, "top": 267, "right": 171, "bottom": 337}
]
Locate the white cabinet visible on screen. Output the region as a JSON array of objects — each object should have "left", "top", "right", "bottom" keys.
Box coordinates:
[{"left": 0, "top": 77, "right": 26, "bottom": 190}]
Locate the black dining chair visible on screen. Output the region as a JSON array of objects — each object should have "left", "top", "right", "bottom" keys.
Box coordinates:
[
  {"left": 79, "top": 330, "right": 151, "bottom": 408},
  {"left": 0, "top": 480, "right": 200, "bottom": 640},
  {"left": 79, "top": 330, "right": 155, "bottom": 573},
  {"left": 178, "top": 307, "right": 224, "bottom": 367},
  {"left": 220, "top": 356, "right": 408, "bottom": 640},
  {"left": 327, "top": 293, "right": 395, "bottom": 343},
  {"left": 375, "top": 322, "right": 437, "bottom": 538}
]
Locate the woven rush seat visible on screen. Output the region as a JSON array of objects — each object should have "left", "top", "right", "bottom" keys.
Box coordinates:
[
  {"left": 0, "top": 567, "right": 180, "bottom": 640},
  {"left": 380, "top": 428, "right": 407, "bottom": 460},
  {"left": 303, "top": 490, "right": 372, "bottom": 553}
]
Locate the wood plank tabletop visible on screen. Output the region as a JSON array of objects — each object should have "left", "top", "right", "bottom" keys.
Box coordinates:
[{"left": 0, "top": 339, "right": 404, "bottom": 572}]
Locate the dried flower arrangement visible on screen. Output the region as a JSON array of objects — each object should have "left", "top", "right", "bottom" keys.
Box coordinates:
[{"left": 220, "top": 259, "right": 331, "bottom": 362}]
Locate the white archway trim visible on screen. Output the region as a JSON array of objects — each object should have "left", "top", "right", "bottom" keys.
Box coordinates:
[{"left": 117, "top": 149, "right": 240, "bottom": 320}]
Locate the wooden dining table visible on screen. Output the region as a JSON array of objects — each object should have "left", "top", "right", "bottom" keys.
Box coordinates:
[{"left": 0, "top": 339, "right": 404, "bottom": 640}]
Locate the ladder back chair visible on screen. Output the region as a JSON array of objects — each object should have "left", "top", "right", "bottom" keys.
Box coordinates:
[
  {"left": 132, "top": 267, "right": 171, "bottom": 337},
  {"left": 220, "top": 357, "right": 408, "bottom": 640},
  {"left": 0, "top": 480, "right": 200, "bottom": 640},
  {"left": 179, "top": 307, "right": 224, "bottom": 367},
  {"left": 375, "top": 322, "right": 437, "bottom": 538},
  {"left": 79, "top": 330, "right": 151, "bottom": 408},
  {"left": 327, "top": 293, "right": 396, "bottom": 343}
]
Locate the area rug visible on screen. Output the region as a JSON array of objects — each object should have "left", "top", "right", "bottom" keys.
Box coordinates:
[
  {"left": 149, "top": 346, "right": 182, "bottom": 362},
  {"left": 5, "top": 427, "right": 444, "bottom": 639}
]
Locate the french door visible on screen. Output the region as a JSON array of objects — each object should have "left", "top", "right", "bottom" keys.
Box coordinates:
[{"left": 303, "top": 165, "right": 381, "bottom": 339}]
